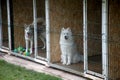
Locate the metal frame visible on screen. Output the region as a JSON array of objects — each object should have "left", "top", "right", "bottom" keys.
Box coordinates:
[
  {"left": 45, "top": 0, "right": 50, "bottom": 63},
  {"left": 83, "top": 0, "right": 88, "bottom": 74},
  {"left": 33, "top": 0, "right": 38, "bottom": 58},
  {"left": 102, "top": 0, "right": 108, "bottom": 80},
  {"left": 83, "top": 0, "right": 109, "bottom": 79},
  {"left": 0, "top": 0, "right": 2, "bottom": 48},
  {"left": 7, "top": 0, "right": 11, "bottom": 50}
]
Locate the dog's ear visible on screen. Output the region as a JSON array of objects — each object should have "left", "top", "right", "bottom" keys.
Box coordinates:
[
  {"left": 29, "top": 24, "right": 32, "bottom": 28},
  {"left": 62, "top": 27, "right": 65, "bottom": 31},
  {"left": 24, "top": 24, "right": 27, "bottom": 28},
  {"left": 29, "top": 24, "right": 34, "bottom": 29},
  {"left": 67, "top": 27, "right": 71, "bottom": 32}
]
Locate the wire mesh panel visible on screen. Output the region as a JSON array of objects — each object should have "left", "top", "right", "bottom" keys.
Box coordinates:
[
  {"left": 5, "top": 0, "right": 47, "bottom": 59},
  {"left": 87, "top": 0, "right": 102, "bottom": 74},
  {"left": 12, "top": 0, "right": 34, "bottom": 57},
  {"left": 109, "top": 0, "right": 120, "bottom": 79},
  {"left": 49, "top": 0, "right": 84, "bottom": 73},
  {"left": 1, "top": 0, "right": 9, "bottom": 48},
  {"left": 36, "top": 0, "right": 46, "bottom": 60}
]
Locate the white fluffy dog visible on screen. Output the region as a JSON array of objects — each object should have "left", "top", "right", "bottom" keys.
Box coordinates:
[
  {"left": 60, "top": 27, "right": 83, "bottom": 65},
  {"left": 24, "top": 18, "right": 46, "bottom": 54}
]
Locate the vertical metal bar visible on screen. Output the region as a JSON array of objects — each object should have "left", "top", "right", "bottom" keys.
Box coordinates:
[
  {"left": 102, "top": 0, "right": 108, "bottom": 80},
  {"left": 0, "top": 0, "right": 2, "bottom": 48},
  {"left": 7, "top": 0, "right": 11, "bottom": 50},
  {"left": 33, "top": 0, "right": 38, "bottom": 58},
  {"left": 45, "top": 0, "right": 50, "bottom": 63},
  {"left": 83, "top": 0, "right": 88, "bottom": 74}
]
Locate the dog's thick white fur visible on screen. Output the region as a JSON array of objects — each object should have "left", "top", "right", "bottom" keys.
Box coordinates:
[
  {"left": 60, "top": 27, "right": 83, "bottom": 65},
  {"left": 24, "top": 18, "right": 46, "bottom": 54}
]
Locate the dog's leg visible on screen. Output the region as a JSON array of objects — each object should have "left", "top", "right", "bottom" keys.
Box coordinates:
[
  {"left": 40, "top": 36, "right": 46, "bottom": 49},
  {"left": 62, "top": 54, "right": 67, "bottom": 65},
  {"left": 42, "top": 38, "right": 46, "bottom": 49},
  {"left": 67, "top": 55, "right": 72, "bottom": 65},
  {"left": 30, "top": 40, "right": 33, "bottom": 54},
  {"left": 26, "top": 40, "right": 29, "bottom": 53},
  {"left": 61, "top": 54, "right": 63, "bottom": 63}
]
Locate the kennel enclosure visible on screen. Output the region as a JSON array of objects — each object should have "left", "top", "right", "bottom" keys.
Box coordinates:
[{"left": 1, "top": 0, "right": 120, "bottom": 80}]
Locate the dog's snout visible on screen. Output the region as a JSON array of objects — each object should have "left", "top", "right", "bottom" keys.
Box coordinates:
[
  {"left": 27, "top": 32, "right": 30, "bottom": 35},
  {"left": 27, "top": 32, "right": 31, "bottom": 36},
  {"left": 65, "top": 36, "right": 68, "bottom": 40}
]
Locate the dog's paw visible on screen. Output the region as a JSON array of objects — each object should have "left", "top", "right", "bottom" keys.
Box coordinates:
[
  {"left": 62, "top": 62, "right": 66, "bottom": 65},
  {"left": 41, "top": 46, "right": 45, "bottom": 49},
  {"left": 66, "top": 62, "right": 71, "bottom": 65},
  {"left": 30, "top": 51, "right": 32, "bottom": 54}
]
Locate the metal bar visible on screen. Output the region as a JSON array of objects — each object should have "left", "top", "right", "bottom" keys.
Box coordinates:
[
  {"left": 87, "top": 70, "right": 104, "bottom": 78},
  {"left": 33, "top": 0, "right": 38, "bottom": 58},
  {"left": 102, "top": 0, "right": 108, "bottom": 80},
  {"left": 50, "top": 63, "right": 103, "bottom": 80},
  {"left": 7, "top": 0, "right": 11, "bottom": 50},
  {"left": 11, "top": 52, "right": 47, "bottom": 65},
  {"left": 45, "top": 0, "right": 50, "bottom": 63},
  {"left": 0, "top": 0, "right": 2, "bottom": 48},
  {"left": 36, "top": 56, "right": 47, "bottom": 61},
  {"left": 83, "top": 0, "right": 88, "bottom": 74},
  {"left": 50, "top": 63, "right": 84, "bottom": 77}
]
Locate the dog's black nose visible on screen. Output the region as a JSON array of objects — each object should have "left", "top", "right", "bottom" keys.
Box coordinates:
[
  {"left": 65, "top": 36, "right": 68, "bottom": 40},
  {"left": 27, "top": 33, "right": 30, "bottom": 35},
  {"left": 27, "top": 32, "right": 31, "bottom": 36}
]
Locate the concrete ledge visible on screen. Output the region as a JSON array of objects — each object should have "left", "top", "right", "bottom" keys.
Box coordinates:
[{"left": 0, "top": 53, "right": 87, "bottom": 80}]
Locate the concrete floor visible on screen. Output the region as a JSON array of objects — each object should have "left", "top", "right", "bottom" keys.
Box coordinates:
[{"left": 0, "top": 52, "right": 87, "bottom": 80}]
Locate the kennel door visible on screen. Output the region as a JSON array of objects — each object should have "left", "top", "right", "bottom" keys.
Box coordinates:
[
  {"left": 35, "top": 0, "right": 47, "bottom": 61},
  {"left": 0, "top": 0, "right": 9, "bottom": 49},
  {"left": 85, "top": 0, "right": 103, "bottom": 77}
]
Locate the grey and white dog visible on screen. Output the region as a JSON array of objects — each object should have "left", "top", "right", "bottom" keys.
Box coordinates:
[{"left": 24, "top": 18, "right": 46, "bottom": 54}]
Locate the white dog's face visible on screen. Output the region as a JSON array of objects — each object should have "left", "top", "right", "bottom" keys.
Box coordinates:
[{"left": 61, "top": 28, "right": 72, "bottom": 40}]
